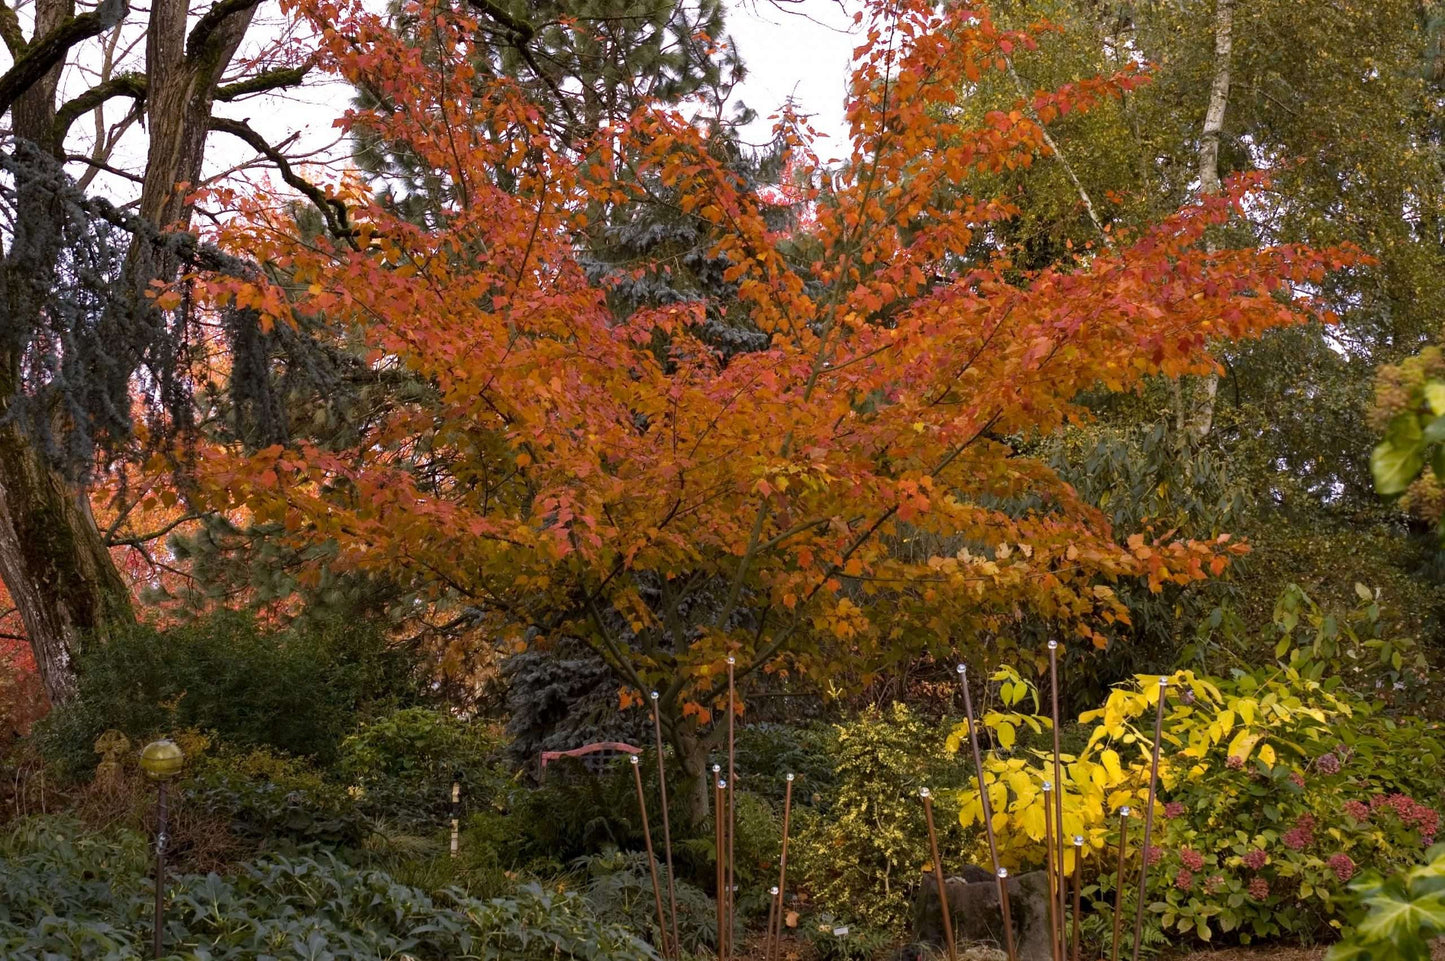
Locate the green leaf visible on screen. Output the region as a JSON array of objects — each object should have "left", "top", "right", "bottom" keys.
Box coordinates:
[
  {"left": 1372, "top": 414, "right": 1426, "bottom": 496},
  {"left": 1422, "top": 415, "right": 1445, "bottom": 444},
  {"left": 1356, "top": 893, "right": 1445, "bottom": 940}
]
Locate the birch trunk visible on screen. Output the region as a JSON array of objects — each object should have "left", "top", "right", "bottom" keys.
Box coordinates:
[{"left": 1183, "top": 0, "right": 1234, "bottom": 440}]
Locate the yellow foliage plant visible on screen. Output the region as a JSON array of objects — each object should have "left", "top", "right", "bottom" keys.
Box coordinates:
[{"left": 950, "top": 664, "right": 1352, "bottom": 875}]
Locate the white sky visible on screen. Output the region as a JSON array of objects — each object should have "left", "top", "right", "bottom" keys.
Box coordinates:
[
  {"left": 3, "top": 0, "right": 860, "bottom": 208},
  {"left": 725, "top": 0, "right": 858, "bottom": 156},
  {"left": 33, "top": 0, "right": 863, "bottom": 203}
]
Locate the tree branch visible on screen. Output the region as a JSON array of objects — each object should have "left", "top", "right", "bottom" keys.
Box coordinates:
[
  {"left": 214, "top": 61, "right": 311, "bottom": 101},
  {"left": 186, "top": 0, "right": 262, "bottom": 61},
  {"left": 0, "top": 0, "right": 129, "bottom": 118},
  {"left": 53, "top": 72, "right": 145, "bottom": 140},
  {"left": 0, "top": 2, "right": 24, "bottom": 55},
  {"left": 208, "top": 115, "right": 354, "bottom": 242}
]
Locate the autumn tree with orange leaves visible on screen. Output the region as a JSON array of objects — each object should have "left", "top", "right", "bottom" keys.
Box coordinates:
[{"left": 191, "top": 0, "right": 1354, "bottom": 815}]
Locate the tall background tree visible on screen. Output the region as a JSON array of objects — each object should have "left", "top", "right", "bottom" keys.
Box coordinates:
[{"left": 0, "top": 0, "right": 320, "bottom": 702}]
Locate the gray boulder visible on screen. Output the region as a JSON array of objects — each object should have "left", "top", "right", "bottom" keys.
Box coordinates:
[{"left": 912, "top": 867, "right": 1053, "bottom": 961}]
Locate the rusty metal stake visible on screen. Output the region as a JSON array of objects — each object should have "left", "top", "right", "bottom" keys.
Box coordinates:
[
  {"left": 650, "top": 692, "right": 680, "bottom": 956},
  {"left": 1043, "top": 781, "right": 1062, "bottom": 961},
  {"left": 725, "top": 657, "right": 737, "bottom": 961},
  {"left": 1130, "top": 678, "right": 1170, "bottom": 961},
  {"left": 713, "top": 773, "right": 724, "bottom": 961},
  {"left": 1048, "top": 641, "right": 1068, "bottom": 961},
  {"left": 998, "top": 868, "right": 1015, "bottom": 956},
  {"left": 631, "top": 756, "right": 670, "bottom": 959},
  {"left": 767, "top": 773, "right": 795, "bottom": 961},
  {"left": 958, "top": 663, "right": 1017, "bottom": 961},
  {"left": 152, "top": 780, "right": 168, "bottom": 960},
  {"left": 1110, "top": 806, "right": 1132, "bottom": 961},
  {"left": 922, "top": 788, "right": 958, "bottom": 961},
  {"left": 1071, "top": 835, "right": 1084, "bottom": 961},
  {"left": 765, "top": 885, "right": 779, "bottom": 961}
]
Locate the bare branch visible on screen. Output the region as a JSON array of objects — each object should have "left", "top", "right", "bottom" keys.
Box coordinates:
[
  {"left": 214, "top": 60, "right": 312, "bottom": 100},
  {"left": 53, "top": 72, "right": 145, "bottom": 139},
  {"left": 208, "top": 115, "right": 354, "bottom": 242},
  {"left": 0, "top": 0, "right": 129, "bottom": 118},
  {"left": 187, "top": 0, "right": 263, "bottom": 61}
]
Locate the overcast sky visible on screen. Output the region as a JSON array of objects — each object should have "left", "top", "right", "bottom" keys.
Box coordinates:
[
  {"left": 201, "top": 0, "right": 861, "bottom": 196},
  {"left": 22, "top": 0, "right": 861, "bottom": 204}
]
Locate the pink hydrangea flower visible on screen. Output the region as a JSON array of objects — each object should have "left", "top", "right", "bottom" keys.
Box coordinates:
[
  {"left": 1226, "top": 755, "right": 1245, "bottom": 770},
  {"left": 1175, "top": 869, "right": 1194, "bottom": 891},
  {"left": 1145, "top": 846, "right": 1164, "bottom": 866},
  {"left": 1242, "top": 849, "right": 1267, "bottom": 871},
  {"left": 1316, "top": 753, "right": 1341, "bottom": 775},
  {"left": 1164, "top": 802, "right": 1185, "bottom": 819},
  {"left": 1180, "top": 848, "right": 1205, "bottom": 872},
  {"left": 1290, "top": 770, "right": 1307, "bottom": 788},
  {"left": 1283, "top": 826, "right": 1312, "bottom": 850},
  {"left": 1248, "top": 877, "right": 1270, "bottom": 900},
  {"left": 1343, "top": 800, "right": 1370, "bottom": 821},
  {"left": 1328, "top": 853, "right": 1355, "bottom": 882},
  {"left": 1205, "top": 875, "right": 1226, "bottom": 894}
]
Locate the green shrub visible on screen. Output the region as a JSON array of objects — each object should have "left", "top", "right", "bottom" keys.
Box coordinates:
[
  {"left": 801, "top": 914, "right": 892, "bottom": 961},
  {"left": 182, "top": 745, "right": 368, "bottom": 851},
  {"left": 0, "top": 816, "right": 660, "bottom": 960},
  {"left": 338, "top": 706, "right": 506, "bottom": 828},
  {"left": 791, "top": 703, "right": 967, "bottom": 931},
  {"left": 33, "top": 611, "right": 418, "bottom": 781},
  {"left": 732, "top": 722, "right": 838, "bottom": 807}
]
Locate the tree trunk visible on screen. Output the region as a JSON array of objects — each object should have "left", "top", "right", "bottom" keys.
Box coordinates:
[
  {"left": 0, "top": 422, "right": 134, "bottom": 703},
  {"left": 0, "top": 0, "right": 257, "bottom": 703},
  {"left": 1184, "top": 0, "right": 1234, "bottom": 441}
]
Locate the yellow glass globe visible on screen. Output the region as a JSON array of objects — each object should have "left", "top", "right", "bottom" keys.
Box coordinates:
[{"left": 139, "top": 739, "right": 184, "bottom": 781}]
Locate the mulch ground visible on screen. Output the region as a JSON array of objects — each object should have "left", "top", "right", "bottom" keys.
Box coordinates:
[
  {"left": 723, "top": 934, "right": 1445, "bottom": 961},
  {"left": 1167, "top": 945, "right": 1445, "bottom": 961}
]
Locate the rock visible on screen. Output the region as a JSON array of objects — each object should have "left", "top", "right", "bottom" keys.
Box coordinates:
[{"left": 912, "top": 867, "right": 1053, "bottom": 961}]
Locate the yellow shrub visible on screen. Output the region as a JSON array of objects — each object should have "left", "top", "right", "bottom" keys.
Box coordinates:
[{"left": 950, "top": 666, "right": 1352, "bottom": 873}]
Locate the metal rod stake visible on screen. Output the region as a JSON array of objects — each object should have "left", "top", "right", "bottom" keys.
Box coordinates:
[
  {"left": 714, "top": 774, "right": 724, "bottom": 961},
  {"left": 1043, "top": 781, "right": 1062, "bottom": 961},
  {"left": 1130, "top": 678, "right": 1170, "bottom": 961},
  {"left": 1048, "top": 641, "right": 1068, "bottom": 961},
  {"left": 922, "top": 789, "right": 957, "bottom": 961},
  {"left": 767, "top": 774, "right": 795, "bottom": 961},
  {"left": 1110, "top": 807, "right": 1131, "bottom": 961},
  {"left": 725, "top": 657, "right": 736, "bottom": 961},
  {"left": 958, "top": 663, "right": 1017, "bottom": 961},
  {"left": 631, "top": 756, "right": 670, "bottom": 959},
  {"left": 153, "top": 781, "right": 168, "bottom": 960},
  {"left": 1071, "top": 835, "right": 1084, "bottom": 961},
  {"left": 650, "top": 692, "right": 681, "bottom": 956}
]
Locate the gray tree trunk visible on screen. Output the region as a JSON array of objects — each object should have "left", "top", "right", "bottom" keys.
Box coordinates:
[{"left": 0, "top": 0, "right": 259, "bottom": 703}]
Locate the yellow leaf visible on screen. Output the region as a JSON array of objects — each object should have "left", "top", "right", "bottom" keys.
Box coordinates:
[
  {"left": 1257, "top": 743, "right": 1277, "bottom": 767},
  {"left": 996, "top": 721, "right": 1016, "bottom": 750},
  {"left": 1100, "top": 749, "right": 1123, "bottom": 782}
]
